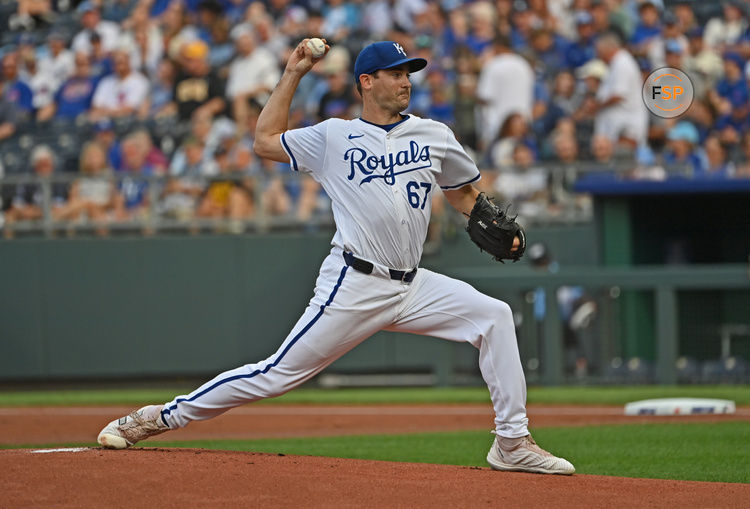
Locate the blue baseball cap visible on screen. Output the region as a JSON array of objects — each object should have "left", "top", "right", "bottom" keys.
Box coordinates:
[{"left": 353, "top": 41, "right": 427, "bottom": 85}]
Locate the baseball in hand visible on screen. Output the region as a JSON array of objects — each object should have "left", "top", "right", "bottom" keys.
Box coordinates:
[{"left": 307, "top": 38, "right": 326, "bottom": 58}]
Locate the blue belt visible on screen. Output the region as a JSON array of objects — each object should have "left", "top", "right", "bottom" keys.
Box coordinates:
[{"left": 342, "top": 251, "right": 417, "bottom": 283}]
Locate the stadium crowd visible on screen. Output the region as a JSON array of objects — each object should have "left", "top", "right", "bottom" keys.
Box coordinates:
[{"left": 1, "top": 0, "right": 750, "bottom": 236}]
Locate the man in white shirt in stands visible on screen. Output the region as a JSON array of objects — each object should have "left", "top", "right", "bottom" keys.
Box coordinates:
[
  {"left": 71, "top": 1, "right": 121, "bottom": 56},
  {"left": 226, "top": 24, "right": 280, "bottom": 128},
  {"left": 91, "top": 49, "right": 149, "bottom": 120},
  {"left": 476, "top": 33, "right": 535, "bottom": 150},
  {"left": 593, "top": 32, "right": 649, "bottom": 149}
]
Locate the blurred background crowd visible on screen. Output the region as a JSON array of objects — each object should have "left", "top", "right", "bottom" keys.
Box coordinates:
[{"left": 1, "top": 0, "right": 750, "bottom": 237}]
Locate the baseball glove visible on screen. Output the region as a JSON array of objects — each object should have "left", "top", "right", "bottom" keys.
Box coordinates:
[{"left": 466, "top": 192, "right": 526, "bottom": 262}]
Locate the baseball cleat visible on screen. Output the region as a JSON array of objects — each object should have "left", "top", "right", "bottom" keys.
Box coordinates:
[
  {"left": 486, "top": 433, "right": 575, "bottom": 475},
  {"left": 97, "top": 405, "right": 170, "bottom": 449}
]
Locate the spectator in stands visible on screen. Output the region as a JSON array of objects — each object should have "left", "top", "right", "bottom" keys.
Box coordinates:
[
  {"left": 710, "top": 53, "right": 750, "bottom": 148},
  {"left": 163, "top": 136, "right": 217, "bottom": 220},
  {"left": 2, "top": 145, "right": 68, "bottom": 239},
  {"left": 92, "top": 118, "right": 122, "bottom": 172},
  {"left": 88, "top": 32, "right": 114, "bottom": 78},
  {"left": 529, "top": 28, "right": 568, "bottom": 81},
  {"left": 317, "top": 66, "right": 356, "bottom": 122},
  {"left": 226, "top": 24, "right": 280, "bottom": 127},
  {"left": 71, "top": 1, "right": 121, "bottom": 55},
  {"left": 590, "top": 0, "right": 618, "bottom": 38},
  {"left": 38, "top": 31, "right": 75, "bottom": 92},
  {"left": 90, "top": 49, "right": 150, "bottom": 121},
  {"left": 569, "top": 59, "right": 607, "bottom": 150},
  {"left": 465, "top": 1, "right": 496, "bottom": 57},
  {"left": 509, "top": 0, "right": 536, "bottom": 52},
  {"left": 477, "top": 33, "right": 535, "bottom": 150},
  {"left": 140, "top": 58, "right": 177, "bottom": 119},
  {"left": 661, "top": 11, "right": 689, "bottom": 57},
  {"left": 684, "top": 27, "right": 724, "bottom": 97},
  {"left": 195, "top": 0, "right": 225, "bottom": 45},
  {"left": 60, "top": 141, "right": 118, "bottom": 235},
  {"left": 20, "top": 51, "right": 56, "bottom": 114},
  {"left": 553, "top": 130, "right": 579, "bottom": 165},
  {"left": 196, "top": 144, "right": 254, "bottom": 227},
  {"left": 549, "top": 70, "right": 580, "bottom": 118},
  {"left": 488, "top": 112, "right": 537, "bottom": 169},
  {"left": 1, "top": 52, "right": 34, "bottom": 118},
  {"left": 160, "top": 0, "right": 195, "bottom": 61},
  {"left": 113, "top": 131, "right": 160, "bottom": 222},
  {"left": 702, "top": 135, "right": 735, "bottom": 177},
  {"left": 120, "top": 5, "right": 164, "bottom": 78},
  {"left": 173, "top": 40, "right": 226, "bottom": 122},
  {"left": 424, "top": 68, "right": 454, "bottom": 127},
  {"left": 663, "top": 121, "right": 704, "bottom": 175},
  {"left": 565, "top": 10, "right": 598, "bottom": 70},
  {"left": 492, "top": 143, "right": 549, "bottom": 219},
  {"left": 672, "top": 1, "right": 699, "bottom": 35},
  {"left": 118, "top": 129, "right": 168, "bottom": 174},
  {"left": 252, "top": 13, "right": 289, "bottom": 57},
  {"left": 629, "top": 0, "right": 662, "bottom": 66},
  {"left": 703, "top": 0, "right": 748, "bottom": 52},
  {"left": 590, "top": 134, "right": 615, "bottom": 166},
  {"left": 593, "top": 32, "right": 649, "bottom": 149}
]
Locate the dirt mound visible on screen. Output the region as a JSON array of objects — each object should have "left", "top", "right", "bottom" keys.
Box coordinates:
[{"left": 2, "top": 448, "right": 746, "bottom": 509}]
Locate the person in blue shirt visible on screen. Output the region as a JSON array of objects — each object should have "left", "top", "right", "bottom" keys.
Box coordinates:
[
  {"left": 565, "top": 11, "right": 598, "bottom": 69},
  {"left": 662, "top": 121, "right": 705, "bottom": 175},
  {"left": 38, "top": 52, "right": 99, "bottom": 122},
  {"left": 710, "top": 52, "right": 749, "bottom": 147},
  {"left": 1, "top": 52, "right": 34, "bottom": 118},
  {"left": 714, "top": 53, "right": 749, "bottom": 110},
  {"left": 629, "top": 1, "right": 662, "bottom": 47},
  {"left": 529, "top": 28, "right": 571, "bottom": 83}
]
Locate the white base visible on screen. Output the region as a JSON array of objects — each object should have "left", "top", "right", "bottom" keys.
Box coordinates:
[{"left": 624, "top": 398, "right": 736, "bottom": 416}]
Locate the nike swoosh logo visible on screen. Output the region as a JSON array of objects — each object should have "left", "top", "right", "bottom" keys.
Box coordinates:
[{"left": 348, "top": 134, "right": 364, "bottom": 139}]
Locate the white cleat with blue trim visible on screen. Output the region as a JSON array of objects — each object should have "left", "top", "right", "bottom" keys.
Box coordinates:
[
  {"left": 486, "top": 433, "right": 575, "bottom": 475},
  {"left": 97, "top": 405, "right": 170, "bottom": 449}
]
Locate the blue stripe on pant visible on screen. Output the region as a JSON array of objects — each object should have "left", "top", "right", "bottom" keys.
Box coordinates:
[{"left": 161, "top": 265, "right": 349, "bottom": 427}]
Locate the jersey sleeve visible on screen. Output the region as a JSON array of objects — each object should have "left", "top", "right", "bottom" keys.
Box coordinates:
[
  {"left": 280, "top": 120, "right": 329, "bottom": 174},
  {"left": 436, "top": 125, "right": 481, "bottom": 190}
]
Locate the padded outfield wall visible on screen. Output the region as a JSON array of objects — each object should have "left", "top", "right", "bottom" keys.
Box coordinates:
[{"left": 1, "top": 226, "right": 597, "bottom": 381}]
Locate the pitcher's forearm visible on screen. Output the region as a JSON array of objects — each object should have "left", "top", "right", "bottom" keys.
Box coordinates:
[{"left": 256, "top": 70, "right": 303, "bottom": 139}]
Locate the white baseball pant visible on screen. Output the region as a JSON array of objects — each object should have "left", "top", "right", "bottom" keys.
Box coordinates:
[{"left": 161, "top": 247, "right": 529, "bottom": 438}]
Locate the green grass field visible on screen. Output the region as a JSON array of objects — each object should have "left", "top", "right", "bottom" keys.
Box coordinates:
[
  {"left": 1, "top": 385, "right": 749, "bottom": 406},
  {"left": 5, "top": 423, "right": 749, "bottom": 483},
  {"left": 2, "top": 386, "right": 748, "bottom": 483}
]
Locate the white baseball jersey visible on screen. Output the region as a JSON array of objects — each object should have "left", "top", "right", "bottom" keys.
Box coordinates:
[{"left": 280, "top": 115, "right": 480, "bottom": 270}]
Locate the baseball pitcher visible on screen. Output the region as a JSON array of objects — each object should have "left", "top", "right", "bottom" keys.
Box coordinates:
[{"left": 97, "top": 39, "right": 574, "bottom": 475}]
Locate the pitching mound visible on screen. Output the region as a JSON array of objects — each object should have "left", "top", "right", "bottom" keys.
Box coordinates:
[{"left": 2, "top": 448, "right": 747, "bottom": 508}]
